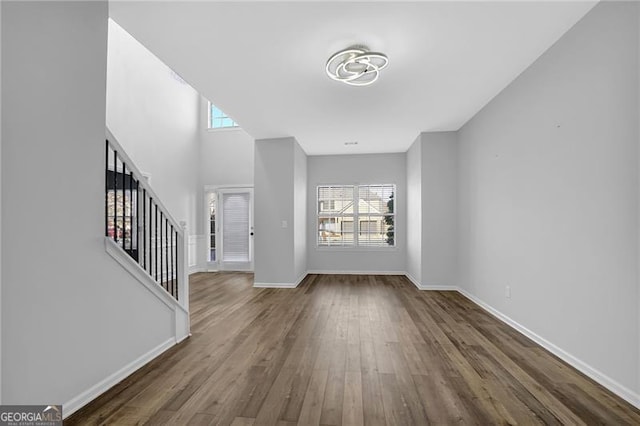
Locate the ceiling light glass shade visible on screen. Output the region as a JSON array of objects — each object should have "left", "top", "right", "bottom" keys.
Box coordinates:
[{"left": 326, "top": 46, "right": 389, "bottom": 86}]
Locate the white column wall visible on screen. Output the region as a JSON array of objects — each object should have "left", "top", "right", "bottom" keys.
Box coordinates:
[
  {"left": 254, "top": 137, "right": 307, "bottom": 286},
  {"left": 421, "top": 132, "right": 458, "bottom": 288},
  {"left": 405, "top": 136, "right": 422, "bottom": 285}
]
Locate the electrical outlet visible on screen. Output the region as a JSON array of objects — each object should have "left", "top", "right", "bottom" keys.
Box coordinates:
[{"left": 506, "top": 285, "right": 511, "bottom": 299}]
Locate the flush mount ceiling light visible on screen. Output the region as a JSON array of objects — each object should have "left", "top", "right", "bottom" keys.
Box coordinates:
[{"left": 325, "top": 45, "right": 389, "bottom": 86}]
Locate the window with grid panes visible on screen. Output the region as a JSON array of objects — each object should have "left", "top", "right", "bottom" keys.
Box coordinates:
[
  {"left": 208, "top": 102, "right": 238, "bottom": 129},
  {"left": 317, "top": 184, "right": 395, "bottom": 247}
]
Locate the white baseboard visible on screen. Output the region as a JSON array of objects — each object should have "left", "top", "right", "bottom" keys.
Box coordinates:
[
  {"left": 253, "top": 272, "right": 308, "bottom": 288},
  {"left": 176, "top": 333, "right": 191, "bottom": 344},
  {"left": 406, "top": 274, "right": 640, "bottom": 408},
  {"left": 253, "top": 282, "right": 298, "bottom": 288},
  {"left": 403, "top": 273, "right": 458, "bottom": 290},
  {"left": 189, "top": 267, "right": 207, "bottom": 274},
  {"left": 63, "top": 338, "right": 175, "bottom": 419},
  {"left": 405, "top": 273, "right": 422, "bottom": 289},
  {"left": 307, "top": 270, "right": 405, "bottom": 275},
  {"left": 294, "top": 272, "right": 308, "bottom": 287},
  {"left": 420, "top": 285, "right": 458, "bottom": 290},
  {"left": 456, "top": 288, "right": 640, "bottom": 409},
  {"left": 254, "top": 271, "right": 406, "bottom": 288}
]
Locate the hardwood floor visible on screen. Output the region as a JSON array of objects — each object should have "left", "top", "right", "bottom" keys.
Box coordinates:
[{"left": 66, "top": 273, "right": 640, "bottom": 425}]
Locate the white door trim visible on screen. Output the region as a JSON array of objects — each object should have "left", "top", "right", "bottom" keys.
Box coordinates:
[{"left": 204, "top": 185, "right": 254, "bottom": 272}]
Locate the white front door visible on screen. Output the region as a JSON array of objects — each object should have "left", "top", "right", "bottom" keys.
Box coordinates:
[{"left": 219, "top": 189, "right": 253, "bottom": 271}]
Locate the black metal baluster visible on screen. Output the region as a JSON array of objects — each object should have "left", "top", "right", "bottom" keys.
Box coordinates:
[
  {"left": 122, "top": 163, "right": 127, "bottom": 251},
  {"left": 105, "top": 140, "right": 109, "bottom": 237},
  {"left": 171, "top": 225, "right": 174, "bottom": 298},
  {"left": 149, "top": 196, "right": 153, "bottom": 276},
  {"left": 165, "top": 217, "right": 169, "bottom": 294},
  {"left": 128, "top": 170, "right": 133, "bottom": 258},
  {"left": 113, "top": 151, "right": 119, "bottom": 244},
  {"left": 130, "top": 173, "right": 134, "bottom": 255},
  {"left": 135, "top": 176, "right": 140, "bottom": 262},
  {"left": 155, "top": 202, "right": 158, "bottom": 282},
  {"left": 127, "top": 170, "right": 133, "bottom": 256},
  {"left": 143, "top": 189, "right": 147, "bottom": 272},
  {"left": 161, "top": 216, "right": 165, "bottom": 291},
  {"left": 175, "top": 228, "right": 179, "bottom": 301},
  {"left": 160, "top": 212, "right": 165, "bottom": 290},
  {"left": 124, "top": 167, "right": 128, "bottom": 253}
]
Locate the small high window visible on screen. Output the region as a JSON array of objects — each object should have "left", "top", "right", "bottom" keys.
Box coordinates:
[{"left": 209, "top": 102, "right": 238, "bottom": 129}]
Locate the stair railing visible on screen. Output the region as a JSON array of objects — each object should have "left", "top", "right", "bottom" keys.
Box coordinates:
[{"left": 104, "top": 131, "right": 184, "bottom": 302}]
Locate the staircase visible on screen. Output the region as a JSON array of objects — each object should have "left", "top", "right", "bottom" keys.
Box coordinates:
[{"left": 104, "top": 128, "right": 190, "bottom": 342}]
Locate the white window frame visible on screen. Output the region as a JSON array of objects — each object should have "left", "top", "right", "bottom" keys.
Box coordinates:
[
  {"left": 316, "top": 184, "right": 396, "bottom": 249},
  {"left": 207, "top": 101, "right": 239, "bottom": 130},
  {"left": 207, "top": 192, "right": 217, "bottom": 263}
]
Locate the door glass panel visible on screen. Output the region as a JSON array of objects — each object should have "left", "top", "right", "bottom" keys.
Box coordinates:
[{"left": 222, "top": 192, "right": 250, "bottom": 262}]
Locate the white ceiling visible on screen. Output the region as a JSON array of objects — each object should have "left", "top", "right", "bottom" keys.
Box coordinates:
[{"left": 109, "top": 1, "right": 597, "bottom": 155}]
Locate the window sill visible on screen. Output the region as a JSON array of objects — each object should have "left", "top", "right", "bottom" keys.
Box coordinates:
[
  {"left": 206, "top": 126, "right": 242, "bottom": 133},
  {"left": 315, "top": 246, "right": 398, "bottom": 252}
]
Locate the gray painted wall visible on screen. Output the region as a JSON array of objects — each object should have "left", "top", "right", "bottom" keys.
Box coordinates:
[
  {"left": 199, "top": 97, "right": 254, "bottom": 188},
  {"left": 405, "top": 132, "right": 458, "bottom": 288},
  {"left": 458, "top": 1, "right": 639, "bottom": 394},
  {"left": 406, "top": 136, "right": 422, "bottom": 284},
  {"left": 294, "top": 142, "right": 308, "bottom": 281},
  {"left": 421, "top": 132, "right": 458, "bottom": 287},
  {"left": 107, "top": 19, "right": 200, "bottom": 234},
  {"left": 1, "top": 1, "right": 174, "bottom": 406},
  {"left": 0, "top": 0, "right": 3, "bottom": 404},
  {"left": 307, "top": 154, "right": 406, "bottom": 273},
  {"left": 254, "top": 137, "right": 307, "bottom": 285},
  {"left": 198, "top": 98, "right": 254, "bottom": 254},
  {"left": 637, "top": 2, "right": 640, "bottom": 394},
  {"left": 3, "top": 0, "right": 637, "bottom": 409}
]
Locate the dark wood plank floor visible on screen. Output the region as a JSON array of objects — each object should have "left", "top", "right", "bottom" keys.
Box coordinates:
[{"left": 67, "top": 273, "right": 640, "bottom": 425}]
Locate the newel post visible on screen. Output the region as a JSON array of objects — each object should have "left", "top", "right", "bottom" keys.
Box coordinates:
[{"left": 179, "top": 221, "right": 191, "bottom": 336}]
